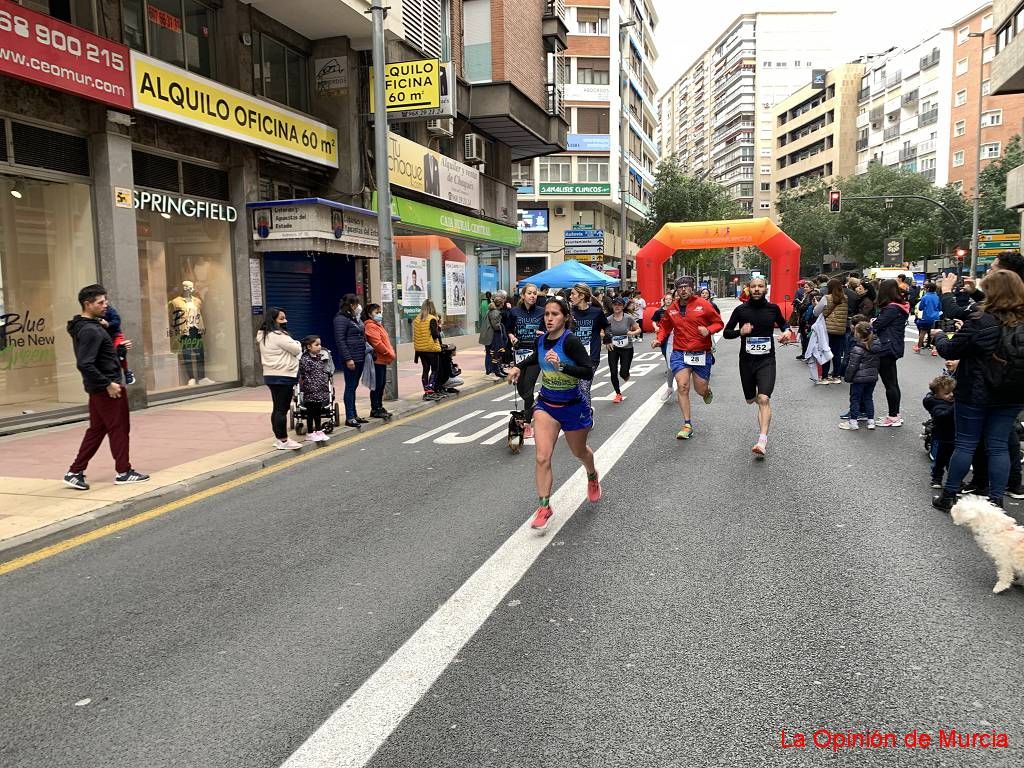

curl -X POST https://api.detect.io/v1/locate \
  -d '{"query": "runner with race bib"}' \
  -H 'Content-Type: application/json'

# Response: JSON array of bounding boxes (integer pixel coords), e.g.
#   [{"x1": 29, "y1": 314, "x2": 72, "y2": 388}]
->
[
  {"x1": 603, "y1": 295, "x2": 641, "y2": 404},
  {"x1": 722, "y1": 276, "x2": 795, "y2": 457},
  {"x1": 504, "y1": 283, "x2": 545, "y2": 438},
  {"x1": 653, "y1": 276, "x2": 724, "y2": 440}
]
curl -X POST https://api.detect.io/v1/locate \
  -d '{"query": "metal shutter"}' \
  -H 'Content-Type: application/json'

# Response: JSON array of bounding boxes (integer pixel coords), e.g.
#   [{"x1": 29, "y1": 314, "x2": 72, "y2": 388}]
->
[
  {"x1": 263, "y1": 254, "x2": 316, "y2": 341},
  {"x1": 11, "y1": 121, "x2": 89, "y2": 176},
  {"x1": 132, "y1": 150, "x2": 180, "y2": 191},
  {"x1": 402, "y1": 0, "x2": 443, "y2": 59},
  {"x1": 182, "y1": 162, "x2": 230, "y2": 201}
]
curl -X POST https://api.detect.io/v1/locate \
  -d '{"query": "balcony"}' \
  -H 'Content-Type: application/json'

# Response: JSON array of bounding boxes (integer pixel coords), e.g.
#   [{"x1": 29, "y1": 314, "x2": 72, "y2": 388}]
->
[
  {"x1": 856, "y1": 137, "x2": 869, "y2": 151},
  {"x1": 869, "y1": 106, "x2": 883, "y2": 123},
  {"x1": 917, "y1": 139, "x2": 937, "y2": 154},
  {"x1": 886, "y1": 71, "x2": 903, "y2": 89},
  {"x1": 919, "y1": 108, "x2": 939, "y2": 127},
  {"x1": 883, "y1": 125, "x2": 901, "y2": 141},
  {"x1": 920, "y1": 168, "x2": 937, "y2": 183},
  {"x1": 899, "y1": 146, "x2": 918, "y2": 162},
  {"x1": 902, "y1": 89, "x2": 919, "y2": 106},
  {"x1": 858, "y1": 87, "x2": 870, "y2": 103},
  {"x1": 542, "y1": 0, "x2": 569, "y2": 52},
  {"x1": 546, "y1": 82, "x2": 566, "y2": 120},
  {"x1": 920, "y1": 50, "x2": 940, "y2": 70}
]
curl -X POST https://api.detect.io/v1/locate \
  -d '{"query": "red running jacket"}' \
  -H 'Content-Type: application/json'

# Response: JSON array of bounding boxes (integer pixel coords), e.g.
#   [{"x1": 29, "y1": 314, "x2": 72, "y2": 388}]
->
[{"x1": 655, "y1": 296, "x2": 724, "y2": 353}]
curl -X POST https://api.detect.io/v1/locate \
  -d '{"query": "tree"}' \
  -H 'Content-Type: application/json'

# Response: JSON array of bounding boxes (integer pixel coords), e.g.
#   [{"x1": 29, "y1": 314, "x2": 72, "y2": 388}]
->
[
  {"x1": 632, "y1": 154, "x2": 743, "y2": 277},
  {"x1": 977, "y1": 134, "x2": 1024, "y2": 234}
]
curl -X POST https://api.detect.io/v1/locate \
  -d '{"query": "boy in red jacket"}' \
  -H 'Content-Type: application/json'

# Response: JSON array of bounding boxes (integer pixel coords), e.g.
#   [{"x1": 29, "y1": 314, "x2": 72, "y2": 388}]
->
[{"x1": 653, "y1": 276, "x2": 724, "y2": 440}]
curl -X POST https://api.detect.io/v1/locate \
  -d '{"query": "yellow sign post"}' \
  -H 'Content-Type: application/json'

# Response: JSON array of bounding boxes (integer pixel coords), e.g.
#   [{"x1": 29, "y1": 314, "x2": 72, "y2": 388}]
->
[{"x1": 370, "y1": 58, "x2": 441, "y2": 112}]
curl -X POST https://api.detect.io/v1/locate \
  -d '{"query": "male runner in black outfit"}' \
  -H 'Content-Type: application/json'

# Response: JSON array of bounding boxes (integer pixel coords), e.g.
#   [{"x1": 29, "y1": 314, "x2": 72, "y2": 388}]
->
[{"x1": 722, "y1": 277, "x2": 794, "y2": 457}]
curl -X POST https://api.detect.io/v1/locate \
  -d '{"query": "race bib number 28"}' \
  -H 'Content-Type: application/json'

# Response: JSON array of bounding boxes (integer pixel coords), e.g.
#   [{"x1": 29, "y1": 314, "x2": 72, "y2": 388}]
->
[
  {"x1": 684, "y1": 351, "x2": 706, "y2": 366},
  {"x1": 745, "y1": 336, "x2": 771, "y2": 355}
]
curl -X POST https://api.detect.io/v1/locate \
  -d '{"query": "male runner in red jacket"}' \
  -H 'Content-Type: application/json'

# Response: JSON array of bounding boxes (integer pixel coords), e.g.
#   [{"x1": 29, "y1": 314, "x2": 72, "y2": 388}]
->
[{"x1": 653, "y1": 276, "x2": 723, "y2": 439}]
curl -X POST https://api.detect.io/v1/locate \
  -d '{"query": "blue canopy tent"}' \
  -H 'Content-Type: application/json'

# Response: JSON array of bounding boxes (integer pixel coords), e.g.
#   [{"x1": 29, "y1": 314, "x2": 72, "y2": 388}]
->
[{"x1": 516, "y1": 260, "x2": 619, "y2": 289}]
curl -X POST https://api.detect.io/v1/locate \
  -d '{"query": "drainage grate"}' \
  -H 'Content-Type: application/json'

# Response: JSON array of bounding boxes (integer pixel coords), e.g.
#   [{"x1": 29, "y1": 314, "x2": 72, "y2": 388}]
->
[{"x1": 11, "y1": 121, "x2": 89, "y2": 176}]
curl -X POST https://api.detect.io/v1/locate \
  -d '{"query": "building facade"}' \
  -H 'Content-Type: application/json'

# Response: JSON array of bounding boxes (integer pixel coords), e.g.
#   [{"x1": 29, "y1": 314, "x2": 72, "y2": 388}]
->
[
  {"x1": 513, "y1": 0, "x2": 658, "y2": 286},
  {"x1": 771, "y1": 63, "x2": 866, "y2": 212},
  {"x1": 0, "y1": 0, "x2": 566, "y2": 429},
  {"x1": 853, "y1": 31, "x2": 954, "y2": 186}
]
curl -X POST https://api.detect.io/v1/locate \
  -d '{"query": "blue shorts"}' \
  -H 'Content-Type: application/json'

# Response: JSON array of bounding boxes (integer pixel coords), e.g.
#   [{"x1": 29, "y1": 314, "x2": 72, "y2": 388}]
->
[
  {"x1": 670, "y1": 350, "x2": 714, "y2": 382},
  {"x1": 535, "y1": 397, "x2": 593, "y2": 432}
]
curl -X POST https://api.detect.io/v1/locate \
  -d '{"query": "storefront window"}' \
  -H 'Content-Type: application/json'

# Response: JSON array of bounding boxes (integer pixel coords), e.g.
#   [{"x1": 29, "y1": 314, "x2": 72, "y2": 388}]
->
[
  {"x1": 0, "y1": 179, "x2": 97, "y2": 420},
  {"x1": 394, "y1": 234, "x2": 475, "y2": 342},
  {"x1": 136, "y1": 209, "x2": 238, "y2": 393}
]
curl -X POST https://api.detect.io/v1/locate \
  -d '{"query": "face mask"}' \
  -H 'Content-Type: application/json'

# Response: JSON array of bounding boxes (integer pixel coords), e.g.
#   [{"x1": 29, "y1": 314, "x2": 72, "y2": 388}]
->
[
  {"x1": 356, "y1": 305, "x2": 363, "y2": 316},
  {"x1": 278, "y1": 322, "x2": 288, "y2": 330},
  {"x1": 373, "y1": 313, "x2": 383, "y2": 323}
]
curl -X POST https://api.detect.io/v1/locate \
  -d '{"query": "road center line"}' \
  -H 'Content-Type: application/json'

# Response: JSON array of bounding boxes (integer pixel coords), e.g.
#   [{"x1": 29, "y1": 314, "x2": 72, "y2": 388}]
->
[{"x1": 279, "y1": 387, "x2": 667, "y2": 768}]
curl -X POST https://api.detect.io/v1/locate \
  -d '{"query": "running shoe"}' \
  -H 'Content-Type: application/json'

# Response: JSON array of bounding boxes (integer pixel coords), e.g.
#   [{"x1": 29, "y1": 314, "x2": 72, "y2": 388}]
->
[
  {"x1": 530, "y1": 505, "x2": 553, "y2": 530},
  {"x1": 660, "y1": 386, "x2": 674, "y2": 403},
  {"x1": 1006, "y1": 486, "x2": 1024, "y2": 499},
  {"x1": 930, "y1": 480, "x2": 943, "y2": 489},
  {"x1": 587, "y1": 474, "x2": 602, "y2": 502},
  {"x1": 879, "y1": 415, "x2": 904, "y2": 427},
  {"x1": 702, "y1": 387, "x2": 714, "y2": 405},
  {"x1": 306, "y1": 432, "x2": 320, "y2": 443},
  {"x1": 838, "y1": 419, "x2": 859, "y2": 430},
  {"x1": 814, "y1": 379, "x2": 830, "y2": 386},
  {"x1": 612, "y1": 393, "x2": 624, "y2": 404},
  {"x1": 523, "y1": 424, "x2": 534, "y2": 440},
  {"x1": 676, "y1": 423, "x2": 693, "y2": 440},
  {"x1": 866, "y1": 419, "x2": 876, "y2": 430},
  {"x1": 63, "y1": 472, "x2": 89, "y2": 491},
  {"x1": 752, "y1": 439, "x2": 767, "y2": 456},
  {"x1": 114, "y1": 469, "x2": 150, "y2": 484},
  {"x1": 274, "y1": 439, "x2": 302, "y2": 450}
]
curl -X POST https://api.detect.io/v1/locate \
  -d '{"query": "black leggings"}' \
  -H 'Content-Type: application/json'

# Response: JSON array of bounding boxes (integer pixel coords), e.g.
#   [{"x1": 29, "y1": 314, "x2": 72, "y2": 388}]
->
[
  {"x1": 878, "y1": 355, "x2": 901, "y2": 418},
  {"x1": 607, "y1": 346, "x2": 634, "y2": 395},
  {"x1": 419, "y1": 352, "x2": 439, "y2": 391},
  {"x1": 267, "y1": 383, "x2": 293, "y2": 440},
  {"x1": 517, "y1": 363, "x2": 540, "y2": 420},
  {"x1": 305, "y1": 401, "x2": 324, "y2": 433}
]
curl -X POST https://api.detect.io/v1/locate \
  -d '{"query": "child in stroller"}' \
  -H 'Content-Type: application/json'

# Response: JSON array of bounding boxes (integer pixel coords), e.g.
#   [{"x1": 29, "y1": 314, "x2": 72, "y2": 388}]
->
[{"x1": 292, "y1": 336, "x2": 340, "y2": 440}]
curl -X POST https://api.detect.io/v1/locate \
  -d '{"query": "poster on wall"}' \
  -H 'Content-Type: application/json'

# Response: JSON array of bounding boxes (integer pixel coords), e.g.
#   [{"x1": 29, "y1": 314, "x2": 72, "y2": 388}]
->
[
  {"x1": 445, "y1": 261, "x2": 467, "y2": 316},
  {"x1": 402, "y1": 255, "x2": 427, "y2": 313},
  {"x1": 479, "y1": 265, "x2": 498, "y2": 295}
]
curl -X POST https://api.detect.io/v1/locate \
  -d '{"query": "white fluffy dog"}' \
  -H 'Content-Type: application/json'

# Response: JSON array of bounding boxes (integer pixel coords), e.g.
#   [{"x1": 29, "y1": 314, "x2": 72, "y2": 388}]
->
[{"x1": 950, "y1": 495, "x2": 1024, "y2": 593}]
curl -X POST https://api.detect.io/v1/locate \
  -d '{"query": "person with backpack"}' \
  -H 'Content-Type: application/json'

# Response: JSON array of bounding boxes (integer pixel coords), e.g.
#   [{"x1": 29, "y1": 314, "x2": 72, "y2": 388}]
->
[{"x1": 931, "y1": 270, "x2": 1024, "y2": 511}]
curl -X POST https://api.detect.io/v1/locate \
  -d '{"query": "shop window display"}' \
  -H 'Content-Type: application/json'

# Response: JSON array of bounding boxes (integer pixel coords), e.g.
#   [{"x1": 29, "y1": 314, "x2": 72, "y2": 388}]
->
[
  {"x1": 0, "y1": 179, "x2": 97, "y2": 420},
  {"x1": 137, "y1": 210, "x2": 238, "y2": 393},
  {"x1": 394, "y1": 234, "x2": 473, "y2": 343}
]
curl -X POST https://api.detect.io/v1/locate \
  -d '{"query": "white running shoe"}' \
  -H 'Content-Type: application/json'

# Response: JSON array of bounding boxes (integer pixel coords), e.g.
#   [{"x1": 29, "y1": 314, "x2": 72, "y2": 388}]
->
[
  {"x1": 866, "y1": 419, "x2": 876, "y2": 430},
  {"x1": 306, "y1": 432, "x2": 319, "y2": 443},
  {"x1": 274, "y1": 439, "x2": 302, "y2": 450},
  {"x1": 660, "y1": 386, "x2": 674, "y2": 402},
  {"x1": 316, "y1": 431, "x2": 330, "y2": 442}
]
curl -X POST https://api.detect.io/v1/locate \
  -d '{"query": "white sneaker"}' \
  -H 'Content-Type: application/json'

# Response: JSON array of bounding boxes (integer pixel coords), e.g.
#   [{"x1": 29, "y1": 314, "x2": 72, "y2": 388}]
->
[
  {"x1": 866, "y1": 419, "x2": 876, "y2": 430},
  {"x1": 447, "y1": 377, "x2": 465, "y2": 387},
  {"x1": 274, "y1": 439, "x2": 302, "y2": 450},
  {"x1": 660, "y1": 386, "x2": 674, "y2": 402},
  {"x1": 306, "y1": 432, "x2": 319, "y2": 443},
  {"x1": 315, "y1": 431, "x2": 329, "y2": 442},
  {"x1": 839, "y1": 419, "x2": 859, "y2": 430},
  {"x1": 198, "y1": 377, "x2": 216, "y2": 385},
  {"x1": 187, "y1": 378, "x2": 197, "y2": 386}
]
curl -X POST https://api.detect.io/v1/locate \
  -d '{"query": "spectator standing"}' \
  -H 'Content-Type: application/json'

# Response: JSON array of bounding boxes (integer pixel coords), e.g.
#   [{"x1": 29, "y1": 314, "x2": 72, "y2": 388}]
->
[
  {"x1": 257, "y1": 306, "x2": 302, "y2": 450},
  {"x1": 333, "y1": 294, "x2": 368, "y2": 427},
  {"x1": 923, "y1": 376, "x2": 956, "y2": 489},
  {"x1": 872, "y1": 279, "x2": 910, "y2": 427},
  {"x1": 362, "y1": 303, "x2": 396, "y2": 419}
]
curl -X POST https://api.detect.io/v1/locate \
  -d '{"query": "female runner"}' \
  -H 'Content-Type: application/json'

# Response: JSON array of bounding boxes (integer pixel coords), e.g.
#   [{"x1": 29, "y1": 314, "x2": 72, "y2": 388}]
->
[{"x1": 508, "y1": 295, "x2": 601, "y2": 530}]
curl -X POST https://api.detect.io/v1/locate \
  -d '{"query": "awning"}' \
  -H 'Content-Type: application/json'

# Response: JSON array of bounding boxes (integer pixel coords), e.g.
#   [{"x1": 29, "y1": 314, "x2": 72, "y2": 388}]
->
[{"x1": 246, "y1": 197, "x2": 400, "y2": 257}]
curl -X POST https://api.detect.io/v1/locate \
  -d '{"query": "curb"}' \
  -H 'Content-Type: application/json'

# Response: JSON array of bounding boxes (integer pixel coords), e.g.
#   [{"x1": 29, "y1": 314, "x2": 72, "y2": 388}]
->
[{"x1": 0, "y1": 377, "x2": 504, "y2": 560}]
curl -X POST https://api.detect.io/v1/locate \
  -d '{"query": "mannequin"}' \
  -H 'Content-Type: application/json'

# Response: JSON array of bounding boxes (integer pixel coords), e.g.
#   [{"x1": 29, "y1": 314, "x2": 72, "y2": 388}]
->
[{"x1": 168, "y1": 280, "x2": 214, "y2": 386}]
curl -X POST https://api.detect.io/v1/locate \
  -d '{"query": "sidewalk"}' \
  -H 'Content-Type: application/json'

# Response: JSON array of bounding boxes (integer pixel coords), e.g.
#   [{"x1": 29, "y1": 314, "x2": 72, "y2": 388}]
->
[{"x1": 0, "y1": 346, "x2": 499, "y2": 550}]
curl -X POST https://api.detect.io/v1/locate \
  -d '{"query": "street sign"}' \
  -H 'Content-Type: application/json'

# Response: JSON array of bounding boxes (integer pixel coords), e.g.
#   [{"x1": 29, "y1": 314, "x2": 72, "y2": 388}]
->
[
  {"x1": 369, "y1": 58, "x2": 442, "y2": 112},
  {"x1": 979, "y1": 229, "x2": 1005, "y2": 236},
  {"x1": 565, "y1": 229, "x2": 604, "y2": 239},
  {"x1": 564, "y1": 245, "x2": 605, "y2": 256},
  {"x1": 978, "y1": 238, "x2": 1020, "y2": 250},
  {"x1": 978, "y1": 232, "x2": 1018, "y2": 242},
  {"x1": 979, "y1": 255, "x2": 998, "y2": 265},
  {"x1": 562, "y1": 237, "x2": 604, "y2": 248}
]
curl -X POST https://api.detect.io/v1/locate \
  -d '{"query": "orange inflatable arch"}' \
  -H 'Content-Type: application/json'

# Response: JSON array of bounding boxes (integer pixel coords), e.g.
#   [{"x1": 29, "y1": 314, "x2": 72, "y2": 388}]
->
[{"x1": 636, "y1": 218, "x2": 801, "y2": 323}]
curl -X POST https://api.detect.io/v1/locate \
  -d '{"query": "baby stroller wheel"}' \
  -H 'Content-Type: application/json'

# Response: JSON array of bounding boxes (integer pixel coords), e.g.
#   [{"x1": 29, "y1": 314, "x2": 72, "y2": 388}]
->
[
  {"x1": 288, "y1": 410, "x2": 296, "y2": 433},
  {"x1": 334, "y1": 402, "x2": 341, "y2": 426},
  {"x1": 323, "y1": 423, "x2": 334, "y2": 434},
  {"x1": 295, "y1": 421, "x2": 307, "y2": 436}
]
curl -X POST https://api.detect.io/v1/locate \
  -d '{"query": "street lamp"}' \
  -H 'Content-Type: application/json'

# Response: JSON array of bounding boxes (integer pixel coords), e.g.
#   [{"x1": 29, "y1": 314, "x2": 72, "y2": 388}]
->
[
  {"x1": 968, "y1": 30, "x2": 986, "y2": 278},
  {"x1": 618, "y1": 18, "x2": 637, "y2": 289}
]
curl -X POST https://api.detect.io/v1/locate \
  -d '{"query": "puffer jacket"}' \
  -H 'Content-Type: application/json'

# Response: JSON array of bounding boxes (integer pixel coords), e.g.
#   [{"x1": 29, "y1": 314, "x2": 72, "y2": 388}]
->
[
  {"x1": 333, "y1": 311, "x2": 365, "y2": 364},
  {"x1": 873, "y1": 303, "x2": 910, "y2": 359},
  {"x1": 844, "y1": 339, "x2": 882, "y2": 384},
  {"x1": 935, "y1": 310, "x2": 1024, "y2": 408},
  {"x1": 819, "y1": 294, "x2": 849, "y2": 336}
]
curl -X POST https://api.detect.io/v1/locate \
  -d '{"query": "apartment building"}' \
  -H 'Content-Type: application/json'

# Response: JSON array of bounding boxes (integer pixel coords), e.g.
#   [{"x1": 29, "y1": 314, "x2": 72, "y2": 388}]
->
[
  {"x1": 658, "y1": 12, "x2": 837, "y2": 220},
  {"x1": 948, "y1": 3, "x2": 1024, "y2": 193},
  {"x1": 0, "y1": 0, "x2": 566, "y2": 428},
  {"x1": 513, "y1": 0, "x2": 659, "y2": 286},
  {"x1": 771, "y1": 63, "x2": 866, "y2": 212},
  {"x1": 854, "y1": 31, "x2": 954, "y2": 186}
]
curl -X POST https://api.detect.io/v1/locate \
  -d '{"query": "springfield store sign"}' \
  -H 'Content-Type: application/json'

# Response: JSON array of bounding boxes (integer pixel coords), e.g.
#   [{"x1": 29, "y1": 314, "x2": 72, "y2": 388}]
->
[
  {"x1": 131, "y1": 52, "x2": 338, "y2": 168},
  {"x1": 0, "y1": 0, "x2": 132, "y2": 109},
  {"x1": 127, "y1": 189, "x2": 238, "y2": 221}
]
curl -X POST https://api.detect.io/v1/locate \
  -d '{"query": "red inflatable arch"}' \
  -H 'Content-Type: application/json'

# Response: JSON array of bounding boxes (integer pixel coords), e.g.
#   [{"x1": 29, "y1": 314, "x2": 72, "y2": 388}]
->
[{"x1": 636, "y1": 218, "x2": 801, "y2": 323}]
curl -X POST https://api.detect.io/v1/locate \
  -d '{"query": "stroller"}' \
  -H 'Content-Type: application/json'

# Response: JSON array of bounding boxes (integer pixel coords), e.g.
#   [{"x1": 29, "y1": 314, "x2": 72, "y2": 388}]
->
[
  {"x1": 432, "y1": 343, "x2": 462, "y2": 396},
  {"x1": 289, "y1": 350, "x2": 341, "y2": 435}
]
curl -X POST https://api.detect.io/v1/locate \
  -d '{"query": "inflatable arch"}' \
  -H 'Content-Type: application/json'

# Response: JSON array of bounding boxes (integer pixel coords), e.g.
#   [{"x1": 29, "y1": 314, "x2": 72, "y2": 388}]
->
[{"x1": 636, "y1": 218, "x2": 801, "y2": 323}]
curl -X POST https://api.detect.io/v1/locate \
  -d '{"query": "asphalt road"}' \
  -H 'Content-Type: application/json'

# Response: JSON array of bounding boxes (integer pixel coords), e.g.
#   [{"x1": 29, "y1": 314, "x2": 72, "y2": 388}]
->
[{"x1": 2, "y1": 305, "x2": 1022, "y2": 768}]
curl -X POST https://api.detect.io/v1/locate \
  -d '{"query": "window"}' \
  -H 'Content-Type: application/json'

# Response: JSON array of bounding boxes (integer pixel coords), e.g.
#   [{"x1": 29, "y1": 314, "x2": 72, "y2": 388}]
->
[
  {"x1": 463, "y1": 0, "x2": 492, "y2": 81},
  {"x1": 953, "y1": 150, "x2": 965, "y2": 166},
  {"x1": 984, "y1": 45, "x2": 996, "y2": 63},
  {"x1": 760, "y1": 165, "x2": 771, "y2": 175},
  {"x1": 577, "y1": 9, "x2": 609, "y2": 35},
  {"x1": 577, "y1": 156, "x2": 609, "y2": 182},
  {"x1": 760, "y1": 182, "x2": 771, "y2": 192},
  {"x1": 982, "y1": 109, "x2": 1003, "y2": 127},
  {"x1": 538, "y1": 156, "x2": 571, "y2": 182},
  {"x1": 260, "y1": 35, "x2": 309, "y2": 112},
  {"x1": 981, "y1": 13, "x2": 993, "y2": 32},
  {"x1": 577, "y1": 59, "x2": 610, "y2": 85},
  {"x1": 958, "y1": 26, "x2": 970, "y2": 45},
  {"x1": 763, "y1": 61, "x2": 772, "y2": 67},
  {"x1": 759, "y1": 200, "x2": 771, "y2": 209},
  {"x1": 982, "y1": 142, "x2": 1001, "y2": 158},
  {"x1": 955, "y1": 120, "x2": 966, "y2": 137},
  {"x1": 955, "y1": 89, "x2": 968, "y2": 106},
  {"x1": 956, "y1": 58, "x2": 969, "y2": 76},
  {"x1": 121, "y1": 0, "x2": 215, "y2": 77},
  {"x1": 511, "y1": 161, "x2": 533, "y2": 184},
  {"x1": 921, "y1": 157, "x2": 937, "y2": 171},
  {"x1": 760, "y1": 148, "x2": 771, "y2": 157},
  {"x1": 983, "y1": 79, "x2": 991, "y2": 96},
  {"x1": 576, "y1": 107, "x2": 610, "y2": 133}
]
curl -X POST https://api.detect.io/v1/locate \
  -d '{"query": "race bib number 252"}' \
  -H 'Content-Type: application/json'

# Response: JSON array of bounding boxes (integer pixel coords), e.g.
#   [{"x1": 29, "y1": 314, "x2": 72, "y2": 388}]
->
[{"x1": 745, "y1": 336, "x2": 771, "y2": 355}]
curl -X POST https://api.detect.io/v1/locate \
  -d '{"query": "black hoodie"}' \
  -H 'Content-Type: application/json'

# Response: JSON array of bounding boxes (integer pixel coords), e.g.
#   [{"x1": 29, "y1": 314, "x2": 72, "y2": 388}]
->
[{"x1": 67, "y1": 315, "x2": 121, "y2": 393}]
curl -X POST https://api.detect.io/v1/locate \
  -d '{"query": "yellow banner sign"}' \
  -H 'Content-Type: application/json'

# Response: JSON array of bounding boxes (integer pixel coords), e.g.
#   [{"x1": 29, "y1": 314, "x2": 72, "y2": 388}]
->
[
  {"x1": 370, "y1": 58, "x2": 441, "y2": 112},
  {"x1": 130, "y1": 52, "x2": 338, "y2": 168}
]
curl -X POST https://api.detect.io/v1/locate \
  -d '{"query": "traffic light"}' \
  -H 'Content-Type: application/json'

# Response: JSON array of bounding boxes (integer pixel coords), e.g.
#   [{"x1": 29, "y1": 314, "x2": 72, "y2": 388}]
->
[
  {"x1": 955, "y1": 246, "x2": 967, "y2": 261},
  {"x1": 828, "y1": 189, "x2": 842, "y2": 213}
]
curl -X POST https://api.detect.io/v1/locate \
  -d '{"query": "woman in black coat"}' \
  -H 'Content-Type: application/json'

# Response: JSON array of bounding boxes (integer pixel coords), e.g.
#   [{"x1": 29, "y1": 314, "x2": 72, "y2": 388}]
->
[
  {"x1": 871, "y1": 279, "x2": 910, "y2": 427},
  {"x1": 333, "y1": 294, "x2": 367, "y2": 428}
]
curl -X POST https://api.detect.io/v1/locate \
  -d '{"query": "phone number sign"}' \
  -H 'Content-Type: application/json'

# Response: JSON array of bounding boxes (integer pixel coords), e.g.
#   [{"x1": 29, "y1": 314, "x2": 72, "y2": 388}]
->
[{"x1": 0, "y1": 0, "x2": 131, "y2": 109}]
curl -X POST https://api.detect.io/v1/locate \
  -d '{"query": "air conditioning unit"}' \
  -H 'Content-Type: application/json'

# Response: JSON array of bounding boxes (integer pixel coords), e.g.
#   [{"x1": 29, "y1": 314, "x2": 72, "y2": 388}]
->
[
  {"x1": 427, "y1": 118, "x2": 454, "y2": 137},
  {"x1": 464, "y1": 133, "x2": 486, "y2": 164},
  {"x1": 553, "y1": 206, "x2": 567, "y2": 216}
]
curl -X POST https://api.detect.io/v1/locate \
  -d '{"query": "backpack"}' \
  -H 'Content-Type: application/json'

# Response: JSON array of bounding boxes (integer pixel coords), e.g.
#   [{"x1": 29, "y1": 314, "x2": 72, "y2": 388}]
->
[{"x1": 982, "y1": 324, "x2": 1024, "y2": 393}]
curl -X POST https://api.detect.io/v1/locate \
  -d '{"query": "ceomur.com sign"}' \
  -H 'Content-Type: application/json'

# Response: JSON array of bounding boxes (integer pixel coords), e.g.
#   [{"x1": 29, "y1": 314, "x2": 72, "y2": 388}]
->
[{"x1": 130, "y1": 52, "x2": 339, "y2": 168}]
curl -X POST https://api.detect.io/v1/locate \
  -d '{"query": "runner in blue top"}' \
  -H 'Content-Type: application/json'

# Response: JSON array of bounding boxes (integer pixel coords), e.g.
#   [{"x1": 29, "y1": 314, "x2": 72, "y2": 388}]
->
[
  {"x1": 508, "y1": 295, "x2": 600, "y2": 531},
  {"x1": 569, "y1": 282, "x2": 609, "y2": 410},
  {"x1": 504, "y1": 283, "x2": 545, "y2": 437}
]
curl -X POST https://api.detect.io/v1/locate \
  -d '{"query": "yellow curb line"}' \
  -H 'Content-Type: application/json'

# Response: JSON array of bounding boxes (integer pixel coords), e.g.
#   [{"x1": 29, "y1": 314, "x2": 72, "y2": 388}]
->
[{"x1": 0, "y1": 386, "x2": 498, "y2": 577}]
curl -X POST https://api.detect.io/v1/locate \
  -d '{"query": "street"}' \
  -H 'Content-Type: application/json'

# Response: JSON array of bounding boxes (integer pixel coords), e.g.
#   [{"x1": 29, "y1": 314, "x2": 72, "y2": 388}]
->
[{"x1": 2, "y1": 314, "x2": 1022, "y2": 768}]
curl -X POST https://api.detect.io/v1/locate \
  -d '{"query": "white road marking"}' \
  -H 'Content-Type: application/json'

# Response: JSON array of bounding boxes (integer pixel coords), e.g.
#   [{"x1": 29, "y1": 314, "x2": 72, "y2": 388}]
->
[
  {"x1": 402, "y1": 410, "x2": 484, "y2": 444},
  {"x1": 434, "y1": 412, "x2": 509, "y2": 444},
  {"x1": 279, "y1": 388, "x2": 668, "y2": 768}
]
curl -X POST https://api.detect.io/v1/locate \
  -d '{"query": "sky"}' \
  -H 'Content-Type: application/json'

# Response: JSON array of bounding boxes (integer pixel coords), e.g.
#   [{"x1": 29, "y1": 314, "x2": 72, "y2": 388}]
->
[{"x1": 652, "y1": 0, "x2": 987, "y2": 94}]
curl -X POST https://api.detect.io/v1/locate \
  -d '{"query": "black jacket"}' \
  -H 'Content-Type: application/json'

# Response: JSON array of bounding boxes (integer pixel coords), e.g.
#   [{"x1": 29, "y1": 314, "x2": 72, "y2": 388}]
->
[
  {"x1": 923, "y1": 393, "x2": 956, "y2": 442},
  {"x1": 939, "y1": 287, "x2": 984, "y2": 322},
  {"x1": 332, "y1": 312, "x2": 366, "y2": 364},
  {"x1": 935, "y1": 310, "x2": 1024, "y2": 407},
  {"x1": 67, "y1": 316, "x2": 121, "y2": 393},
  {"x1": 873, "y1": 303, "x2": 910, "y2": 359},
  {"x1": 844, "y1": 339, "x2": 882, "y2": 384}
]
